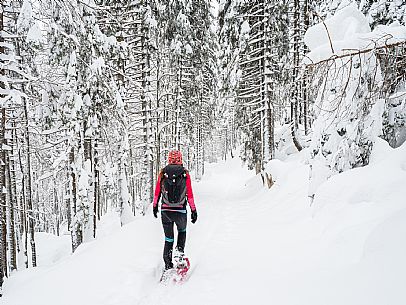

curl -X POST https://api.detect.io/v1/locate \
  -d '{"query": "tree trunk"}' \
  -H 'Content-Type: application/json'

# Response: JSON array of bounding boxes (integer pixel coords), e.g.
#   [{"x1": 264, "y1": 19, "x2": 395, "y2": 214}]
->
[
  {"x1": 69, "y1": 147, "x2": 81, "y2": 252},
  {"x1": 54, "y1": 187, "x2": 59, "y2": 236},
  {"x1": 93, "y1": 139, "x2": 98, "y2": 238},
  {"x1": 263, "y1": 0, "x2": 274, "y2": 163},
  {"x1": 23, "y1": 98, "x2": 36, "y2": 267},
  {"x1": 175, "y1": 57, "x2": 182, "y2": 150},
  {"x1": 0, "y1": 4, "x2": 6, "y2": 293},
  {"x1": 302, "y1": 0, "x2": 310, "y2": 134},
  {"x1": 0, "y1": 108, "x2": 7, "y2": 278},
  {"x1": 141, "y1": 2, "x2": 154, "y2": 209},
  {"x1": 17, "y1": 145, "x2": 28, "y2": 269},
  {"x1": 83, "y1": 121, "x2": 94, "y2": 239},
  {"x1": 290, "y1": 0, "x2": 303, "y2": 152},
  {"x1": 6, "y1": 153, "x2": 17, "y2": 272}
]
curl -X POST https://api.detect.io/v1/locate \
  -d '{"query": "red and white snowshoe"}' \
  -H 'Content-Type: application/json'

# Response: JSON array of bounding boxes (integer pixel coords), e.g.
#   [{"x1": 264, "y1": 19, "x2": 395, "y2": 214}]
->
[
  {"x1": 159, "y1": 250, "x2": 191, "y2": 284},
  {"x1": 173, "y1": 254, "x2": 190, "y2": 283}
]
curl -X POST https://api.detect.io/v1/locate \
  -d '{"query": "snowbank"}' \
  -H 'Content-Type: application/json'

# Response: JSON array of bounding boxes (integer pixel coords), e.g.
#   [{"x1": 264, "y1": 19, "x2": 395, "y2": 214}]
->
[
  {"x1": 34, "y1": 233, "x2": 71, "y2": 266},
  {"x1": 313, "y1": 138, "x2": 406, "y2": 218},
  {"x1": 274, "y1": 123, "x2": 307, "y2": 160}
]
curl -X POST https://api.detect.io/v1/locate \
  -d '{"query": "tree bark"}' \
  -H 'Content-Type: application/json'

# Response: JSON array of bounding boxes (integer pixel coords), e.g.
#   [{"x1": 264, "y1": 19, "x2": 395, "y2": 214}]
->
[
  {"x1": 6, "y1": 153, "x2": 17, "y2": 272},
  {"x1": 83, "y1": 120, "x2": 94, "y2": 238},
  {"x1": 69, "y1": 147, "x2": 81, "y2": 252},
  {"x1": 93, "y1": 139, "x2": 98, "y2": 238},
  {"x1": 0, "y1": 108, "x2": 6, "y2": 291},
  {"x1": 17, "y1": 145, "x2": 28, "y2": 269},
  {"x1": 23, "y1": 98, "x2": 36, "y2": 267},
  {"x1": 0, "y1": 4, "x2": 7, "y2": 293},
  {"x1": 141, "y1": 2, "x2": 154, "y2": 208}
]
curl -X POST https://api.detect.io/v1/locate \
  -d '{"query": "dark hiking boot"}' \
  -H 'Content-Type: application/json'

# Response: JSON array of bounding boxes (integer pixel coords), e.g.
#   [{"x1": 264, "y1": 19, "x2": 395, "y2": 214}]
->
[{"x1": 165, "y1": 262, "x2": 174, "y2": 270}]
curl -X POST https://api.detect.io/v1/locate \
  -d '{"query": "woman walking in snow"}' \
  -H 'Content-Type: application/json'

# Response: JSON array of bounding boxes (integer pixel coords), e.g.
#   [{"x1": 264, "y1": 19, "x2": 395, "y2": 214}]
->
[{"x1": 153, "y1": 150, "x2": 198, "y2": 270}]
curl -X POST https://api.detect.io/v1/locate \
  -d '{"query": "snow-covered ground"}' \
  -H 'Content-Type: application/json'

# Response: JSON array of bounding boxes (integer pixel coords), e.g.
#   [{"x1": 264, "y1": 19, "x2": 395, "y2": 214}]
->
[{"x1": 2, "y1": 141, "x2": 406, "y2": 305}]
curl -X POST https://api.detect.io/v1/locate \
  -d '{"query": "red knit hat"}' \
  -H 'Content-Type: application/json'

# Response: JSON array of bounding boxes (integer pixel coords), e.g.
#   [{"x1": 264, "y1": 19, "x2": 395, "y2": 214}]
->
[{"x1": 168, "y1": 150, "x2": 183, "y2": 165}]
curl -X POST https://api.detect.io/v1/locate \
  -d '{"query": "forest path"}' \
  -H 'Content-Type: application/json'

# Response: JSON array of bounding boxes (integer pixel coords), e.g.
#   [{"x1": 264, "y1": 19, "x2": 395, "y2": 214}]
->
[
  {"x1": 135, "y1": 156, "x2": 317, "y2": 305},
  {"x1": 3, "y1": 157, "x2": 277, "y2": 305},
  {"x1": 136, "y1": 157, "x2": 261, "y2": 305}
]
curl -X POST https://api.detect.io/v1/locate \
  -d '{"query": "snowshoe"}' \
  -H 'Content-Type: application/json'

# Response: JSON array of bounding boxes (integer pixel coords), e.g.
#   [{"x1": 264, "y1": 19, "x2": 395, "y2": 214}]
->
[
  {"x1": 160, "y1": 267, "x2": 176, "y2": 284},
  {"x1": 173, "y1": 250, "x2": 190, "y2": 283}
]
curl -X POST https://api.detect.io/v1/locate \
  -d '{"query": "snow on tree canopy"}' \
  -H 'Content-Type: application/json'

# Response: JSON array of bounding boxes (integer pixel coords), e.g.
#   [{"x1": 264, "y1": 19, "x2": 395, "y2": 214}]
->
[
  {"x1": 26, "y1": 23, "x2": 43, "y2": 44},
  {"x1": 368, "y1": 22, "x2": 406, "y2": 44},
  {"x1": 16, "y1": 0, "x2": 33, "y2": 32},
  {"x1": 17, "y1": 0, "x2": 43, "y2": 44},
  {"x1": 304, "y1": 4, "x2": 406, "y2": 64},
  {"x1": 304, "y1": 4, "x2": 393, "y2": 198},
  {"x1": 185, "y1": 43, "x2": 193, "y2": 55},
  {"x1": 241, "y1": 20, "x2": 250, "y2": 34},
  {"x1": 304, "y1": 3, "x2": 371, "y2": 63},
  {"x1": 305, "y1": 3, "x2": 371, "y2": 49}
]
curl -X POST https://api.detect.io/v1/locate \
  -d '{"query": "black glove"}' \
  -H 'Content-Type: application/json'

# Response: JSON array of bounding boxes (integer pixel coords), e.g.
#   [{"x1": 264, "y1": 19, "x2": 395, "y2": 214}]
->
[
  {"x1": 153, "y1": 205, "x2": 158, "y2": 218},
  {"x1": 191, "y1": 210, "x2": 197, "y2": 224}
]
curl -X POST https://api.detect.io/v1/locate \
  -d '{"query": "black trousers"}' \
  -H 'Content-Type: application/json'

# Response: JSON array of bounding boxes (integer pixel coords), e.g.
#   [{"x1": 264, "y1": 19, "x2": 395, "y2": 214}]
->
[{"x1": 161, "y1": 211, "x2": 187, "y2": 268}]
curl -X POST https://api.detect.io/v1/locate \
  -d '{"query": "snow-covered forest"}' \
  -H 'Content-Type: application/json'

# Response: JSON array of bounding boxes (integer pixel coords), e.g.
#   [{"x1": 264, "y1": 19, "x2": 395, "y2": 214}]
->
[{"x1": 1, "y1": 0, "x2": 406, "y2": 303}]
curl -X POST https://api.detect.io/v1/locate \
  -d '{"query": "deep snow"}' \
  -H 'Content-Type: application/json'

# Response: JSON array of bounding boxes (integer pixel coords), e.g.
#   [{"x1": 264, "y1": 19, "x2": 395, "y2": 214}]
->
[
  {"x1": 2, "y1": 141, "x2": 406, "y2": 305},
  {"x1": 304, "y1": 3, "x2": 406, "y2": 64}
]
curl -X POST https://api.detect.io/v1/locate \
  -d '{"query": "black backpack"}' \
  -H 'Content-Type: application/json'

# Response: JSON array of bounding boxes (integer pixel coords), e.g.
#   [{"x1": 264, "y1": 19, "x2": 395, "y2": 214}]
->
[{"x1": 161, "y1": 165, "x2": 187, "y2": 207}]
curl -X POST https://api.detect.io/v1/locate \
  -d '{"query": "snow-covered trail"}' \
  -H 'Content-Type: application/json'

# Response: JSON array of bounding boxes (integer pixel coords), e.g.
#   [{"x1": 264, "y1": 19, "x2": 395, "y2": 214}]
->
[
  {"x1": 3, "y1": 146, "x2": 406, "y2": 305},
  {"x1": 136, "y1": 157, "x2": 269, "y2": 305},
  {"x1": 2, "y1": 157, "x2": 264, "y2": 305}
]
